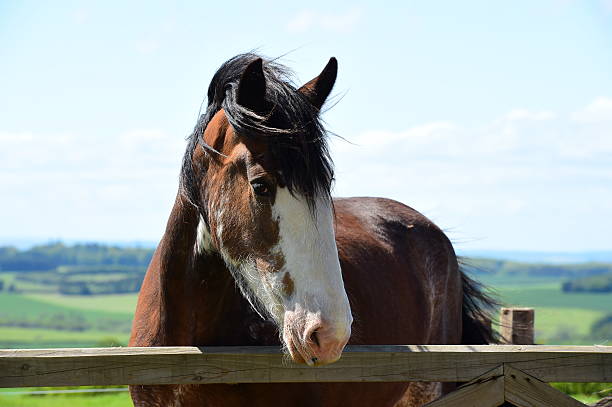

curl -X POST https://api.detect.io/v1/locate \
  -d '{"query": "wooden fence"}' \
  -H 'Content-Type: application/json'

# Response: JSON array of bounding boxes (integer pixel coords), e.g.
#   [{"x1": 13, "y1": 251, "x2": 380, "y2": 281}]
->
[{"x1": 1, "y1": 308, "x2": 610, "y2": 407}]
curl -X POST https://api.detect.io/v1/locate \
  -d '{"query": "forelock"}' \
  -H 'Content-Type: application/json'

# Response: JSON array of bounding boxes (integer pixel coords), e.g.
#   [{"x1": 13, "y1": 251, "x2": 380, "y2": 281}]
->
[{"x1": 180, "y1": 53, "x2": 334, "y2": 212}]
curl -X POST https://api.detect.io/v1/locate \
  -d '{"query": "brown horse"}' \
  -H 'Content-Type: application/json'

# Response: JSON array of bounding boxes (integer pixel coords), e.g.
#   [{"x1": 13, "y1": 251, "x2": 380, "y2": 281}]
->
[{"x1": 129, "y1": 54, "x2": 496, "y2": 407}]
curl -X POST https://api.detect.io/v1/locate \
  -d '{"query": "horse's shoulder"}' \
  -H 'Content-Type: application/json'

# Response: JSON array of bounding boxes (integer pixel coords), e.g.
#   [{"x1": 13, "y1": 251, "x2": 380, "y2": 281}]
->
[
  {"x1": 333, "y1": 196, "x2": 440, "y2": 233},
  {"x1": 333, "y1": 196, "x2": 453, "y2": 258}
]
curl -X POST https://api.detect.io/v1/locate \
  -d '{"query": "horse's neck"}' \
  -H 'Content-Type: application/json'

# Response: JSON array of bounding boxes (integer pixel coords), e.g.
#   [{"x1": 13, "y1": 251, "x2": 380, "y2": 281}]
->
[
  {"x1": 188, "y1": 250, "x2": 251, "y2": 344},
  {"x1": 138, "y1": 194, "x2": 274, "y2": 346}
]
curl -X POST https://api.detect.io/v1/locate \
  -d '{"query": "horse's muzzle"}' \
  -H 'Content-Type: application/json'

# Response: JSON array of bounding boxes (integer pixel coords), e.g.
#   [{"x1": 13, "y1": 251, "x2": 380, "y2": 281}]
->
[{"x1": 283, "y1": 313, "x2": 351, "y2": 366}]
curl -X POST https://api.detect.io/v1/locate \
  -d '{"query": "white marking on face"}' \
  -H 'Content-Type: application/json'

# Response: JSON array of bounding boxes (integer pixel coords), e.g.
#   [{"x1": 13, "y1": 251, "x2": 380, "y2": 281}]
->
[
  {"x1": 202, "y1": 182, "x2": 351, "y2": 362},
  {"x1": 269, "y1": 188, "x2": 352, "y2": 342},
  {"x1": 195, "y1": 215, "x2": 212, "y2": 254},
  {"x1": 215, "y1": 187, "x2": 352, "y2": 330}
]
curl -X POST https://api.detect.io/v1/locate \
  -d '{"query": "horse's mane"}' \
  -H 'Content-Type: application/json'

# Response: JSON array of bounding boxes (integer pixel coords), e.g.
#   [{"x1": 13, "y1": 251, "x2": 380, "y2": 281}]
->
[{"x1": 181, "y1": 53, "x2": 334, "y2": 212}]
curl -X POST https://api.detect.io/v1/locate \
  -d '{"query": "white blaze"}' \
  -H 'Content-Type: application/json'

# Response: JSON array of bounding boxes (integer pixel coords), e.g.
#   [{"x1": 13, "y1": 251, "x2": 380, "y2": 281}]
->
[
  {"x1": 270, "y1": 187, "x2": 352, "y2": 339},
  {"x1": 195, "y1": 186, "x2": 353, "y2": 353},
  {"x1": 195, "y1": 215, "x2": 213, "y2": 254}
]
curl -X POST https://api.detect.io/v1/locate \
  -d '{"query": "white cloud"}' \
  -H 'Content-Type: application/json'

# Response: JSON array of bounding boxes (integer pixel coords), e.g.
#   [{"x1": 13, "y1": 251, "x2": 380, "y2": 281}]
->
[
  {"x1": 505, "y1": 109, "x2": 556, "y2": 121},
  {"x1": 570, "y1": 97, "x2": 612, "y2": 123},
  {"x1": 286, "y1": 8, "x2": 363, "y2": 33},
  {"x1": 3, "y1": 98, "x2": 611, "y2": 250},
  {"x1": 334, "y1": 100, "x2": 612, "y2": 172},
  {"x1": 330, "y1": 97, "x2": 612, "y2": 250},
  {"x1": 0, "y1": 132, "x2": 34, "y2": 143},
  {"x1": 355, "y1": 122, "x2": 455, "y2": 145},
  {"x1": 0, "y1": 129, "x2": 185, "y2": 240},
  {"x1": 0, "y1": 129, "x2": 184, "y2": 174}
]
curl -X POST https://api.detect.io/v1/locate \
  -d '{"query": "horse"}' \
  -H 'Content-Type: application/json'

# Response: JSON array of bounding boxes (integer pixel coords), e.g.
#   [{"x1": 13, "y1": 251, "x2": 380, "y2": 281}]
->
[{"x1": 129, "y1": 53, "x2": 496, "y2": 407}]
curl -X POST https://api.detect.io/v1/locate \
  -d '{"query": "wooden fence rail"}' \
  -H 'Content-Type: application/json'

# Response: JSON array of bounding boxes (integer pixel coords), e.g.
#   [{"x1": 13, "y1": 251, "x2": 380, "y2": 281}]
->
[
  {"x1": 2, "y1": 307, "x2": 611, "y2": 406},
  {"x1": 1, "y1": 345, "x2": 611, "y2": 388}
]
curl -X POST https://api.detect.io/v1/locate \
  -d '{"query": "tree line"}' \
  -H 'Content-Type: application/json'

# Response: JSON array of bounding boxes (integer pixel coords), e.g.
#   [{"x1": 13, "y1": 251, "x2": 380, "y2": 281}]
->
[
  {"x1": 0, "y1": 242, "x2": 154, "y2": 271},
  {"x1": 465, "y1": 257, "x2": 612, "y2": 279},
  {"x1": 562, "y1": 272, "x2": 612, "y2": 293}
]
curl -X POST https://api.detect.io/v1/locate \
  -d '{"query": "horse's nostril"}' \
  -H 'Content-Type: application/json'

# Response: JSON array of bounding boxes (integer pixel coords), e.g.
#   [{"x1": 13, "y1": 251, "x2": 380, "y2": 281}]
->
[{"x1": 309, "y1": 330, "x2": 320, "y2": 348}]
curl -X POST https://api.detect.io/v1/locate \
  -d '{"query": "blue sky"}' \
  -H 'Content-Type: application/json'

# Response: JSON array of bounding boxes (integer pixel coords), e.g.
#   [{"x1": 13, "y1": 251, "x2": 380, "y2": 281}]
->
[{"x1": 1, "y1": 0, "x2": 611, "y2": 251}]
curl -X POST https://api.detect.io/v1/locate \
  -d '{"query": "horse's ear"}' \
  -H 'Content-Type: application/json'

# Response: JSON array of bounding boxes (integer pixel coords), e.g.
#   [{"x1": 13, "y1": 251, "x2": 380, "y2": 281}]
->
[
  {"x1": 298, "y1": 57, "x2": 337, "y2": 110},
  {"x1": 237, "y1": 58, "x2": 266, "y2": 112}
]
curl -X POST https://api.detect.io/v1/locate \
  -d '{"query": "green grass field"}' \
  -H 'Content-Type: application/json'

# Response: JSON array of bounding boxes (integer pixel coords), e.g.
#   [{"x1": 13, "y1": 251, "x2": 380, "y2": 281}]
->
[
  {"x1": 0, "y1": 273, "x2": 610, "y2": 404},
  {"x1": 2, "y1": 278, "x2": 611, "y2": 347},
  {"x1": 0, "y1": 293, "x2": 134, "y2": 320},
  {"x1": 0, "y1": 326, "x2": 130, "y2": 348},
  {"x1": 25, "y1": 293, "x2": 137, "y2": 314},
  {"x1": 530, "y1": 307, "x2": 605, "y2": 343},
  {"x1": 0, "y1": 272, "x2": 56, "y2": 293},
  {"x1": 496, "y1": 282, "x2": 612, "y2": 344},
  {"x1": 0, "y1": 391, "x2": 131, "y2": 407},
  {"x1": 497, "y1": 283, "x2": 612, "y2": 312},
  {"x1": 0, "y1": 292, "x2": 134, "y2": 348},
  {"x1": 477, "y1": 275, "x2": 612, "y2": 344}
]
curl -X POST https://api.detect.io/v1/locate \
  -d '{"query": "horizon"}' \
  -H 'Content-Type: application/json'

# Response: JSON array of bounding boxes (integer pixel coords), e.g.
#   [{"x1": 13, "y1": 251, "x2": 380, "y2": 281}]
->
[
  {"x1": 3, "y1": 237, "x2": 612, "y2": 265},
  {"x1": 2, "y1": 1, "x2": 612, "y2": 252}
]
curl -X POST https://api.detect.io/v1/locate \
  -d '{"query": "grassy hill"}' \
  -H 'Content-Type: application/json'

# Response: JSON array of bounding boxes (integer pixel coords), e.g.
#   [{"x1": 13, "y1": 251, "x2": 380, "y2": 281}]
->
[
  {"x1": 0, "y1": 244, "x2": 611, "y2": 405},
  {"x1": 0, "y1": 292, "x2": 135, "y2": 348},
  {"x1": 486, "y1": 280, "x2": 612, "y2": 344}
]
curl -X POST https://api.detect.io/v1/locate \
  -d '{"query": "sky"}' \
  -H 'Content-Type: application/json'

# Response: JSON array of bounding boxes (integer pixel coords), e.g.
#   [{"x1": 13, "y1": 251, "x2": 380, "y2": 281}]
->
[{"x1": 1, "y1": 0, "x2": 611, "y2": 252}]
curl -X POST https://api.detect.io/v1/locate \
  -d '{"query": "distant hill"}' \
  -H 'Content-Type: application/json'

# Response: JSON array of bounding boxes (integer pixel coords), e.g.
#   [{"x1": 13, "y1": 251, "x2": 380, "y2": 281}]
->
[
  {"x1": 562, "y1": 272, "x2": 612, "y2": 293},
  {"x1": 2, "y1": 239, "x2": 611, "y2": 263},
  {"x1": 460, "y1": 250, "x2": 612, "y2": 264},
  {"x1": 0, "y1": 243, "x2": 153, "y2": 295},
  {"x1": 0, "y1": 242, "x2": 154, "y2": 272},
  {"x1": 462, "y1": 257, "x2": 612, "y2": 279},
  {"x1": 0, "y1": 238, "x2": 157, "y2": 250}
]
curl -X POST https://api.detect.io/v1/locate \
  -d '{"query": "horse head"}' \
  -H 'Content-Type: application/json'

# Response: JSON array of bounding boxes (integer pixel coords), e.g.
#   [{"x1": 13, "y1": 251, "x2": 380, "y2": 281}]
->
[{"x1": 183, "y1": 55, "x2": 352, "y2": 366}]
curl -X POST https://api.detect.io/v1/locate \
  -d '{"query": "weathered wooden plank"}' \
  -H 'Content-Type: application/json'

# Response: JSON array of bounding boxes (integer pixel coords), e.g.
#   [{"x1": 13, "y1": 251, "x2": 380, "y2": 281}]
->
[
  {"x1": 504, "y1": 365, "x2": 587, "y2": 407},
  {"x1": 1, "y1": 345, "x2": 611, "y2": 387},
  {"x1": 424, "y1": 366, "x2": 505, "y2": 407},
  {"x1": 501, "y1": 307, "x2": 535, "y2": 345}
]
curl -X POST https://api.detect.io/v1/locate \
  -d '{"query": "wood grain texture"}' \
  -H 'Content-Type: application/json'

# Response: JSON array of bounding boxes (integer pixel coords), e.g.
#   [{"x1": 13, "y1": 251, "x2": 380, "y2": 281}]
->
[
  {"x1": 504, "y1": 365, "x2": 587, "y2": 407},
  {"x1": 426, "y1": 364, "x2": 590, "y2": 407},
  {"x1": 501, "y1": 307, "x2": 535, "y2": 345},
  {"x1": 1, "y1": 345, "x2": 611, "y2": 388},
  {"x1": 424, "y1": 366, "x2": 505, "y2": 407}
]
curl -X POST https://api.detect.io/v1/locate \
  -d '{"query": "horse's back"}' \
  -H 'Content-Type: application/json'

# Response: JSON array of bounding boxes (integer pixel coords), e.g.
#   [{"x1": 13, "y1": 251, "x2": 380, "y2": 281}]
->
[
  {"x1": 334, "y1": 196, "x2": 454, "y2": 257},
  {"x1": 333, "y1": 197, "x2": 463, "y2": 406},
  {"x1": 334, "y1": 196, "x2": 462, "y2": 343}
]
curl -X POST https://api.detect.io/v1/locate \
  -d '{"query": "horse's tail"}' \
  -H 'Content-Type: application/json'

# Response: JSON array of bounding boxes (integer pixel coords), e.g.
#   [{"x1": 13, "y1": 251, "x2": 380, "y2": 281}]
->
[{"x1": 458, "y1": 259, "x2": 500, "y2": 344}]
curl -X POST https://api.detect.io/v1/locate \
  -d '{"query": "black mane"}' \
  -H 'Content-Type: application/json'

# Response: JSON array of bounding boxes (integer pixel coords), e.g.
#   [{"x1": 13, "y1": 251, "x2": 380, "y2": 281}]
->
[{"x1": 181, "y1": 53, "x2": 334, "y2": 211}]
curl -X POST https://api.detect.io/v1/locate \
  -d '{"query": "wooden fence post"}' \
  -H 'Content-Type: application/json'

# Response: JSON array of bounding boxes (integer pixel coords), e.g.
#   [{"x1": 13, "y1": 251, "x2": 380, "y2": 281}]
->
[{"x1": 500, "y1": 307, "x2": 534, "y2": 345}]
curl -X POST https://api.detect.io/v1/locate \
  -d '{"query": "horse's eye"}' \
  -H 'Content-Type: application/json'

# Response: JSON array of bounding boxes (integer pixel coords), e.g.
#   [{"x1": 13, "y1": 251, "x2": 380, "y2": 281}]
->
[{"x1": 251, "y1": 180, "x2": 271, "y2": 197}]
